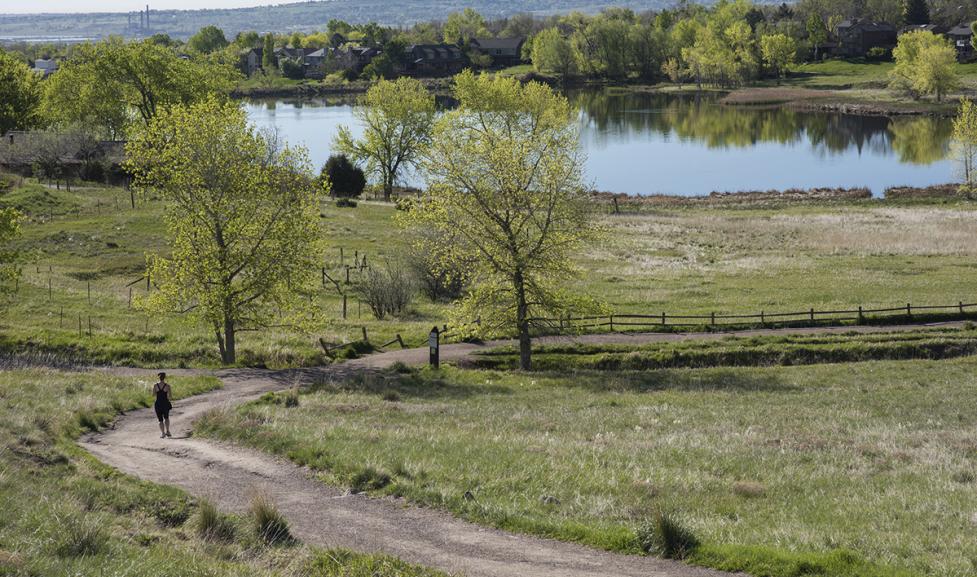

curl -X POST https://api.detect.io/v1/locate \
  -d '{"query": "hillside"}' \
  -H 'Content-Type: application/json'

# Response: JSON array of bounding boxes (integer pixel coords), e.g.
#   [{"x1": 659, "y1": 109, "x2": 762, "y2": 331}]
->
[{"x1": 2, "y1": 0, "x2": 696, "y2": 40}]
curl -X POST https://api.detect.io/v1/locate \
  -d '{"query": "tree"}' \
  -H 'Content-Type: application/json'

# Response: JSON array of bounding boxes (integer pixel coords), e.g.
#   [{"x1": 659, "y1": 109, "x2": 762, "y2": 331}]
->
[
  {"x1": 334, "y1": 77, "x2": 435, "y2": 201},
  {"x1": 0, "y1": 49, "x2": 42, "y2": 135},
  {"x1": 806, "y1": 13, "x2": 828, "y2": 61},
  {"x1": 953, "y1": 98, "x2": 977, "y2": 188},
  {"x1": 761, "y1": 33, "x2": 797, "y2": 83},
  {"x1": 124, "y1": 97, "x2": 324, "y2": 365},
  {"x1": 289, "y1": 32, "x2": 304, "y2": 49},
  {"x1": 902, "y1": 0, "x2": 930, "y2": 25},
  {"x1": 443, "y1": 8, "x2": 489, "y2": 44},
  {"x1": 662, "y1": 57, "x2": 683, "y2": 87},
  {"x1": 188, "y1": 25, "x2": 229, "y2": 54},
  {"x1": 42, "y1": 38, "x2": 235, "y2": 138},
  {"x1": 322, "y1": 154, "x2": 366, "y2": 198},
  {"x1": 531, "y1": 28, "x2": 580, "y2": 83},
  {"x1": 0, "y1": 208, "x2": 19, "y2": 304},
  {"x1": 406, "y1": 72, "x2": 599, "y2": 371},
  {"x1": 891, "y1": 31, "x2": 958, "y2": 101},
  {"x1": 262, "y1": 34, "x2": 276, "y2": 70}
]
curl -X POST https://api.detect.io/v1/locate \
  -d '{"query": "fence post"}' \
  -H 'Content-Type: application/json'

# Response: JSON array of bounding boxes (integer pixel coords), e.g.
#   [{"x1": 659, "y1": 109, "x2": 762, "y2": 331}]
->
[
  {"x1": 960, "y1": 301, "x2": 965, "y2": 315},
  {"x1": 710, "y1": 312, "x2": 715, "y2": 326},
  {"x1": 907, "y1": 303, "x2": 912, "y2": 317},
  {"x1": 761, "y1": 310, "x2": 765, "y2": 325},
  {"x1": 361, "y1": 326, "x2": 368, "y2": 342},
  {"x1": 78, "y1": 315, "x2": 82, "y2": 336},
  {"x1": 59, "y1": 306, "x2": 63, "y2": 328},
  {"x1": 339, "y1": 247, "x2": 344, "y2": 266},
  {"x1": 88, "y1": 316, "x2": 92, "y2": 336},
  {"x1": 810, "y1": 308, "x2": 815, "y2": 322},
  {"x1": 87, "y1": 281, "x2": 91, "y2": 304},
  {"x1": 661, "y1": 311, "x2": 666, "y2": 326},
  {"x1": 342, "y1": 294, "x2": 347, "y2": 319},
  {"x1": 858, "y1": 305, "x2": 864, "y2": 323},
  {"x1": 609, "y1": 314, "x2": 615, "y2": 332},
  {"x1": 48, "y1": 278, "x2": 52, "y2": 301},
  {"x1": 128, "y1": 287, "x2": 132, "y2": 308}
]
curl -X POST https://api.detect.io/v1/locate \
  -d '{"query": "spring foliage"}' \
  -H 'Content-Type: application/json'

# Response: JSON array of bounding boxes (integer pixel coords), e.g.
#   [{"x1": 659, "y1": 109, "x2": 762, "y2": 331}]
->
[
  {"x1": 890, "y1": 31, "x2": 959, "y2": 102},
  {"x1": 953, "y1": 98, "x2": 977, "y2": 188},
  {"x1": 125, "y1": 97, "x2": 324, "y2": 364},
  {"x1": 0, "y1": 49, "x2": 42, "y2": 135},
  {"x1": 334, "y1": 77, "x2": 435, "y2": 200},
  {"x1": 42, "y1": 38, "x2": 235, "y2": 138},
  {"x1": 402, "y1": 71, "x2": 599, "y2": 370}
]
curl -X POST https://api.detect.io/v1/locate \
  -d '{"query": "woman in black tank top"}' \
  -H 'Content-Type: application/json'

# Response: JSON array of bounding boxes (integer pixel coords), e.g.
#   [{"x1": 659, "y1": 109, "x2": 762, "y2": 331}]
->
[{"x1": 153, "y1": 372, "x2": 172, "y2": 438}]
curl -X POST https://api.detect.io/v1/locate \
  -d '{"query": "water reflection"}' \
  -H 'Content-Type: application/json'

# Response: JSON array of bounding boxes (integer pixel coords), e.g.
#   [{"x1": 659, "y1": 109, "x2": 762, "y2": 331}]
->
[{"x1": 569, "y1": 90, "x2": 951, "y2": 165}]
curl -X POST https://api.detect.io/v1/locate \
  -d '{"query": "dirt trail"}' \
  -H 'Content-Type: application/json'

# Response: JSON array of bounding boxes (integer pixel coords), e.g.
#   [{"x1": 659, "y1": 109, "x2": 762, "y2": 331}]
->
[{"x1": 80, "y1": 322, "x2": 960, "y2": 577}]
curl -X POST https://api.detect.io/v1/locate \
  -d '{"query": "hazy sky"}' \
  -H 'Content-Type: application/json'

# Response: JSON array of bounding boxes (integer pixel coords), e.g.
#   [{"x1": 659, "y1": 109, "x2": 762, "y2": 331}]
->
[{"x1": 1, "y1": 1, "x2": 273, "y2": 14}]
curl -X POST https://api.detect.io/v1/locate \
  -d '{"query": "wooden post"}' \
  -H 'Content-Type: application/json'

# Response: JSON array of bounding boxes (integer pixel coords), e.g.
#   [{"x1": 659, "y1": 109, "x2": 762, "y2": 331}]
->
[
  {"x1": 662, "y1": 311, "x2": 666, "y2": 326},
  {"x1": 342, "y1": 294, "x2": 347, "y2": 319},
  {"x1": 48, "y1": 278, "x2": 52, "y2": 301},
  {"x1": 345, "y1": 266, "x2": 350, "y2": 284},
  {"x1": 960, "y1": 301, "x2": 965, "y2": 315},
  {"x1": 340, "y1": 247, "x2": 344, "y2": 266},
  {"x1": 357, "y1": 300, "x2": 361, "y2": 319},
  {"x1": 88, "y1": 316, "x2": 92, "y2": 336},
  {"x1": 396, "y1": 334, "x2": 405, "y2": 349},
  {"x1": 761, "y1": 310, "x2": 765, "y2": 325},
  {"x1": 612, "y1": 196, "x2": 620, "y2": 214},
  {"x1": 710, "y1": 312, "x2": 715, "y2": 326},
  {"x1": 810, "y1": 308, "x2": 815, "y2": 322},
  {"x1": 78, "y1": 315, "x2": 82, "y2": 336},
  {"x1": 128, "y1": 287, "x2": 132, "y2": 308},
  {"x1": 858, "y1": 305, "x2": 864, "y2": 323},
  {"x1": 609, "y1": 314, "x2": 615, "y2": 332},
  {"x1": 59, "y1": 306, "x2": 63, "y2": 328},
  {"x1": 321, "y1": 267, "x2": 326, "y2": 288},
  {"x1": 907, "y1": 303, "x2": 912, "y2": 317},
  {"x1": 361, "y1": 326, "x2": 368, "y2": 342},
  {"x1": 146, "y1": 273, "x2": 150, "y2": 293},
  {"x1": 87, "y1": 281, "x2": 91, "y2": 304}
]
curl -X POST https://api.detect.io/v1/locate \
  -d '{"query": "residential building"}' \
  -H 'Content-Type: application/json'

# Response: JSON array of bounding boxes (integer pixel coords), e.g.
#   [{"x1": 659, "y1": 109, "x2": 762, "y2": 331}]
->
[
  {"x1": 948, "y1": 24, "x2": 975, "y2": 61},
  {"x1": 470, "y1": 37, "x2": 526, "y2": 67},
  {"x1": 833, "y1": 19, "x2": 897, "y2": 57},
  {"x1": 31, "y1": 58, "x2": 59, "y2": 77},
  {"x1": 404, "y1": 44, "x2": 466, "y2": 76}
]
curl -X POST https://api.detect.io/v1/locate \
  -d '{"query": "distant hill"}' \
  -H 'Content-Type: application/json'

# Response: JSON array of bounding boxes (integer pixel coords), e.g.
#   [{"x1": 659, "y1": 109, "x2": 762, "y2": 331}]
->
[{"x1": 0, "y1": 0, "x2": 695, "y2": 41}]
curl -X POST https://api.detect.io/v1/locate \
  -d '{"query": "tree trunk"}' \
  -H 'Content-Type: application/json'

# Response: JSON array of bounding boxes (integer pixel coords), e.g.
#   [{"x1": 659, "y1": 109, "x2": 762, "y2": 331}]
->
[
  {"x1": 383, "y1": 171, "x2": 393, "y2": 202},
  {"x1": 514, "y1": 272, "x2": 531, "y2": 371},
  {"x1": 222, "y1": 316, "x2": 236, "y2": 365}
]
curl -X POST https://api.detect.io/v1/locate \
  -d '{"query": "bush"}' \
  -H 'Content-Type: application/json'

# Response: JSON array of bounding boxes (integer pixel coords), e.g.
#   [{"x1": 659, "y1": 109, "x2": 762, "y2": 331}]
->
[
  {"x1": 636, "y1": 510, "x2": 699, "y2": 559},
  {"x1": 322, "y1": 154, "x2": 366, "y2": 198},
  {"x1": 354, "y1": 261, "x2": 416, "y2": 320},
  {"x1": 279, "y1": 58, "x2": 306, "y2": 80},
  {"x1": 335, "y1": 197, "x2": 358, "y2": 208},
  {"x1": 250, "y1": 493, "x2": 292, "y2": 544},
  {"x1": 196, "y1": 499, "x2": 236, "y2": 542}
]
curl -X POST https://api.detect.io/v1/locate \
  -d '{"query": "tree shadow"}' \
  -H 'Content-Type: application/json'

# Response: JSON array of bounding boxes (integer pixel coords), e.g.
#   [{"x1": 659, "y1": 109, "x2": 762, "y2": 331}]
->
[{"x1": 540, "y1": 367, "x2": 799, "y2": 394}]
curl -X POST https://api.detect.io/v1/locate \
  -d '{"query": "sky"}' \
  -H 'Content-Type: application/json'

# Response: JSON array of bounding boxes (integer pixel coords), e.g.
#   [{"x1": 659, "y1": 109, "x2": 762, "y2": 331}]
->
[{"x1": 0, "y1": 1, "x2": 274, "y2": 14}]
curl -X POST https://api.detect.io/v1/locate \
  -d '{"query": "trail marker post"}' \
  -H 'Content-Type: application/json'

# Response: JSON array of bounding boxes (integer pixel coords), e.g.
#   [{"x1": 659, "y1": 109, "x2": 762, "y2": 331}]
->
[{"x1": 429, "y1": 326, "x2": 440, "y2": 369}]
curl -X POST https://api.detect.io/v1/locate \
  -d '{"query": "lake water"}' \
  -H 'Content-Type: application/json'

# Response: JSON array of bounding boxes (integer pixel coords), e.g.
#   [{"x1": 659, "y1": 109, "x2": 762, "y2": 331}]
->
[{"x1": 243, "y1": 90, "x2": 955, "y2": 197}]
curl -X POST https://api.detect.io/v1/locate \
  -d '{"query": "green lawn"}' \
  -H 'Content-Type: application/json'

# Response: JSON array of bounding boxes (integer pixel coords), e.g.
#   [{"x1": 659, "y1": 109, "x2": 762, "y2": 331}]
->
[
  {"x1": 5, "y1": 179, "x2": 977, "y2": 367},
  {"x1": 0, "y1": 367, "x2": 446, "y2": 577},
  {"x1": 197, "y1": 356, "x2": 977, "y2": 577}
]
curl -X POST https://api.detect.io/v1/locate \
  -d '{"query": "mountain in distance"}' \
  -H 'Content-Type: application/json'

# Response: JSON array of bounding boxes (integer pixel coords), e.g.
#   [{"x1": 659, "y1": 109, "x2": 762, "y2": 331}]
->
[{"x1": 0, "y1": 0, "x2": 701, "y2": 41}]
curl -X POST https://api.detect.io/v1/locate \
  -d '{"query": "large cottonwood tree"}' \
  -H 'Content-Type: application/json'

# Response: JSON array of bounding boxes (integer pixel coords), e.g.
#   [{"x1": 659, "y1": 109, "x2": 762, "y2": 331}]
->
[
  {"x1": 405, "y1": 71, "x2": 598, "y2": 370},
  {"x1": 125, "y1": 97, "x2": 324, "y2": 364},
  {"x1": 334, "y1": 77, "x2": 435, "y2": 201},
  {"x1": 0, "y1": 49, "x2": 41, "y2": 135},
  {"x1": 43, "y1": 38, "x2": 235, "y2": 138}
]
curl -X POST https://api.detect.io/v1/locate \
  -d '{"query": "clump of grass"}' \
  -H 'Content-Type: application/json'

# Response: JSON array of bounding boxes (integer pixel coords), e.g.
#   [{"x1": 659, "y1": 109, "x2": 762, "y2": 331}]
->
[
  {"x1": 390, "y1": 361, "x2": 414, "y2": 374},
  {"x1": 349, "y1": 466, "x2": 391, "y2": 493},
  {"x1": 732, "y1": 481, "x2": 766, "y2": 498},
  {"x1": 250, "y1": 493, "x2": 292, "y2": 544},
  {"x1": 636, "y1": 510, "x2": 699, "y2": 560},
  {"x1": 53, "y1": 511, "x2": 109, "y2": 558},
  {"x1": 284, "y1": 387, "x2": 300, "y2": 408},
  {"x1": 196, "y1": 499, "x2": 237, "y2": 542},
  {"x1": 305, "y1": 548, "x2": 450, "y2": 577}
]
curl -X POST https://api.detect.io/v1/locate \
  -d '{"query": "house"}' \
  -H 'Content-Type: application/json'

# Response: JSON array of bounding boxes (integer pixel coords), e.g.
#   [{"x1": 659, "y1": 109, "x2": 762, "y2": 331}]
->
[
  {"x1": 273, "y1": 46, "x2": 306, "y2": 63},
  {"x1": 31, "y1": 58, "x2": 59, "y2": 77},
  {"x1": 948, "y1": 24, "x2": 975, "y2": 62},
  {"x1": 331, "y1": 45, "x2": 380, "y2": 74},
  {"x1": 303, "y1": 47, "x2": 331, "y2": 79},
  {"x1": 404, "y1": 44, "x2": 466, "y2": 76},
  {"x1": 899, "y1": 24, "x2": 946, "y2": 36},
  {"x1": 470, "y1": 37, "x2": 526, "y2": 67},
  {"x1": 833, "y1": 19, "x2": 897, "y2": 57},
  {"x1": 242, "y1": 47, "x2": 263, "y2": 76}
]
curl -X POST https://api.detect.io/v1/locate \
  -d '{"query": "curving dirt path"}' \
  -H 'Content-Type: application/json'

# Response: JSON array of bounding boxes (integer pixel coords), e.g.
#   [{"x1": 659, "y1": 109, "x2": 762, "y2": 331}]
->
[{"x1": 80, "y1": 322, "x2": 961, "y2": 577}]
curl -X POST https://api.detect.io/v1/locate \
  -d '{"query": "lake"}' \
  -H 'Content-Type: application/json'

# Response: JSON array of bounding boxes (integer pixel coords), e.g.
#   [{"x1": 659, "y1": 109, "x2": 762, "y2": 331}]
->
[{"x1": 243, "y1": 90, "x2": 956, "y2": 197}]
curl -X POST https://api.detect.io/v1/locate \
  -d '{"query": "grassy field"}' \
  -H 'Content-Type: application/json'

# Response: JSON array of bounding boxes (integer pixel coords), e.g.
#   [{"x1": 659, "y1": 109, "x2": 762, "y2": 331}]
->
[
  {"x1": 197, "y1": 353, "x2": 977, "y2": 577},
  {"x1": 0, "y1": 367, "x2": 446, "y2": 576},
  {"x1": 6, "y1": 178, "x2": 977, "y2": 367}
]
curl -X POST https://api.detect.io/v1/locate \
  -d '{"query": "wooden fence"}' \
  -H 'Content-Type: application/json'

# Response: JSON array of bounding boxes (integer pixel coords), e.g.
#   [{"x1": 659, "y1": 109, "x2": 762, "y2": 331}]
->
[{"x1": 526, "y1": 301, "x2": 977, "y2": 334}]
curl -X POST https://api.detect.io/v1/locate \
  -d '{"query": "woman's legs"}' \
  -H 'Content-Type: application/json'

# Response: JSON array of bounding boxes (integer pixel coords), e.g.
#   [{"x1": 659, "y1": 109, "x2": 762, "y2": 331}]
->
[{"x1": 163, "y1": 415, "x2": 171, "y2": 437}]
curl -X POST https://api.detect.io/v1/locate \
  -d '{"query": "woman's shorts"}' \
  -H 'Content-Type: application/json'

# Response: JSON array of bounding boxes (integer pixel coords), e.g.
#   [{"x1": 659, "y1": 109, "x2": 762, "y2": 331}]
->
[{"x1": 154, "y1": 405, "x2": 170, "y2": 422}]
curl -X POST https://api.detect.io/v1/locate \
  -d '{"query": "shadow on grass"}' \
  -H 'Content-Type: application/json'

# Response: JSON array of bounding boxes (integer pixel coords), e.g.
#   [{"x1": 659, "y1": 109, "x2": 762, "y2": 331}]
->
[{"x1": 540, "y1": 368, "x2": 797, "y2": 394}]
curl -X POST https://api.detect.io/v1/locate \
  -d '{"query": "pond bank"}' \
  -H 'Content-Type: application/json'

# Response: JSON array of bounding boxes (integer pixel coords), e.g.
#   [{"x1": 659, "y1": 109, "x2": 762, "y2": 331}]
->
[{"x1": 721, "y1": 86, "x2": 959, "y2": 117}]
